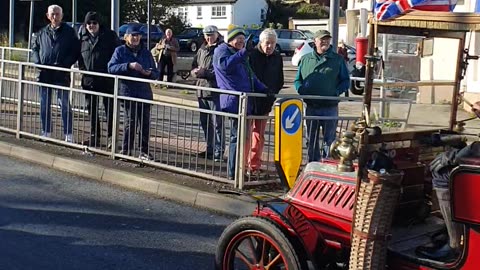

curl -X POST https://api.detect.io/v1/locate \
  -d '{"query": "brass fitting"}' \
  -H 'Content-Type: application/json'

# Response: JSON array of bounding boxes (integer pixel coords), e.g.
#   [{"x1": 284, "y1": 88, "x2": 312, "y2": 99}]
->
[{"x1": 330, "y1": 131, "x2": 358, "y2": 172}]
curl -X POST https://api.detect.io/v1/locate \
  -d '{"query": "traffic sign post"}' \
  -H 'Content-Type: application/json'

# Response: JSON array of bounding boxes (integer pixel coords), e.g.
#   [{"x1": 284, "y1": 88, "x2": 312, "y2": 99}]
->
[{"x1": 274, "y1": 98, "x2": 303, "y2": 189}]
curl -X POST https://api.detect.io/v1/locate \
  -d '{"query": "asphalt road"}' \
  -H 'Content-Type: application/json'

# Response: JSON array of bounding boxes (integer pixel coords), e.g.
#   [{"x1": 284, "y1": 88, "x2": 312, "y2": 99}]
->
[{"x1": 0, "y1": 155, "x2": 233, "y2": 270}]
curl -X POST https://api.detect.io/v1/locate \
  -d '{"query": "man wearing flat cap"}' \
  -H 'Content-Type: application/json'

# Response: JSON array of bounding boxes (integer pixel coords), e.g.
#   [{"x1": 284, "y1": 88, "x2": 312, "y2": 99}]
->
[
  {"x1": 191, "y1": 25, "x2": 225, "y2": 162},
  {"x1": 78, "y1": 11, "x2": 120, "y2": 148},
  {"x1": 294, "y1": 29, "x2": 350, "y2": 162}
]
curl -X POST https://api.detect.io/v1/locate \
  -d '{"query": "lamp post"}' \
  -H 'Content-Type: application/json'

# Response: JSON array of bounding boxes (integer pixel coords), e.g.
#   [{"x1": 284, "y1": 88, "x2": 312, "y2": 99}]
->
[
  {"x1": 111, "y1": 0, "x2": 120, "y2": 34},
  {"x1": 147, "y1": 0, "x2": 151, "y2": 49},
  {"x1": 329, "y1": 0, "x2": 340, "y2": 51},
  {"x1": 72, "y1": 0, "x2": 77, "y2": 25},
  {"x1": 20, "y1": 0, "x2": 42, "y2": 61},
  {"x1": 9, "y1": 0, "x2": 14, "y2": 47}
]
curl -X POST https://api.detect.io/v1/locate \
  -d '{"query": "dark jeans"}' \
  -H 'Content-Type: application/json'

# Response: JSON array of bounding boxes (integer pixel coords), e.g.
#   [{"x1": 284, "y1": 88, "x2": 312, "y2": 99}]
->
[
  {"x1": 198, "y1": 97, "x2": 224, "y2": 158},
  {"x1": 85, "y1": 94, "x2": 113, "y2": 142},
  {"x1": 306, "y1": 106, "x2": 338, "y2": 162},
  {"x1": 121, "y1": 100, "x2": 151, "y2": 155},
  {"x1": 40, "y1": 86, "x2": 73, "y2": 135},
  {"x1": 228, "y1": 119, "x2": 239, "y2": 178},
  {"x1": 159, "y1": 55, "x2": 174, "y2": 82},
  {"x1": 227, "y1": 119, "x2": 251, "y2": 179}
]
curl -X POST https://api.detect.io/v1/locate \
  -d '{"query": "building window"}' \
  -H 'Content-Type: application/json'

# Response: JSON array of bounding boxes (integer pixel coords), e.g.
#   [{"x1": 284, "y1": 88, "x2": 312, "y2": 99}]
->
[
  {"x1": 260, "y1": 9, "x2": 266, "y2": 21},
  {"x1": 177, "y1": 7, "x2": 188, "y2": 22},
  {"x1": 197, "y1": 6, "x2": 202, "y2": 19},
  {"x1": 212, "y1": 6, "x2": 226, "y2": 18}
]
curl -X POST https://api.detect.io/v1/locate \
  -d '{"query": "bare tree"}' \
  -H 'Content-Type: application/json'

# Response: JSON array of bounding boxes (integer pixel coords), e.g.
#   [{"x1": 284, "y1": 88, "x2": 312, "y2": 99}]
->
[{"x1": 121, "y1": 0, "x2": 189, "y2": 23}]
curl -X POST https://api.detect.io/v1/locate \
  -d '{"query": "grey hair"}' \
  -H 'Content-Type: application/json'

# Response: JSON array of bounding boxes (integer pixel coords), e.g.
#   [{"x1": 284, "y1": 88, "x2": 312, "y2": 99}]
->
[
  {"x1": 48, "y1": 5, "x2": 63, "y2": 14},
  {"x1": 259, "y1": 28, "x2": 277, "y2": 43}
]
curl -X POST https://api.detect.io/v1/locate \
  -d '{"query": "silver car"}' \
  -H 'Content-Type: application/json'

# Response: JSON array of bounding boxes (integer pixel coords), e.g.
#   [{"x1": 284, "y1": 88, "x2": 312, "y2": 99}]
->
[{"x1": 274, "y1": 29, "x2": 314, "y2": 56}]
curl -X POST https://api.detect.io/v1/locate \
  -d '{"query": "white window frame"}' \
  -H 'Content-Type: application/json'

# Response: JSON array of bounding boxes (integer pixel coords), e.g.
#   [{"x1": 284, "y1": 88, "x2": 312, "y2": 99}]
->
[
  {"x1": 177, "y1": 7, "x2": 188, "y2": 22},
  {"x1": 197, "y1": 6, "x2": 203, "y2": 19},
  {"x1": 211, "y1": 5, "x2": 226, "y2": 18}
]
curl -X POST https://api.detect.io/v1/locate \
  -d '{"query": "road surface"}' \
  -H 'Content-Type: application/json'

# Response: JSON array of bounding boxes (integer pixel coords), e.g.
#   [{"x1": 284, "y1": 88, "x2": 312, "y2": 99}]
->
[{"x1": 0, "y1": 155, "x2": 233, "y2": 270}]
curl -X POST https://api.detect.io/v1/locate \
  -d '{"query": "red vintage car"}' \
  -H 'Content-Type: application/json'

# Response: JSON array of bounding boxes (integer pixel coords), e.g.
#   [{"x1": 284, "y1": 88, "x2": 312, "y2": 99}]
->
[{"x1": 215, "y1": 12, "x2": 480, "y2": 270}]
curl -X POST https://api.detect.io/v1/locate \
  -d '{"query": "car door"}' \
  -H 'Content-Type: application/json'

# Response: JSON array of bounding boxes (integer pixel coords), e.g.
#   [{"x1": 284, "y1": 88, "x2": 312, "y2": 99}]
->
[
  {"x1": 277, "y1": 30, "x2": 291, "y2": 52},
  {"x1": 290, "y1": 31, "x2": 307, "y2": 51}
]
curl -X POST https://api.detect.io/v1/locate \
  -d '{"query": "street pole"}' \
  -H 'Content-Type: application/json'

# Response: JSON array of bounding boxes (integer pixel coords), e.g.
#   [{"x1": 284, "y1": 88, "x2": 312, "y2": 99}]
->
[
  {"x1": 329, "y1": 0, "x2": 339, "y2": 51},
  {"x1": 72, "y1": 0, "x2": 77, "y2": 24},
  {"x1": 9, "y1": 0, "x2": 15, "y2": 47},
  {"x1": 111, "y1": 0, "x2": 120, "y2": 34},
  {"x1": 147, "y1": 0, "x2": 151, "y2": 48},
  {"x1": 27, "y1": 1, "x2": 35, "y2": 62}
]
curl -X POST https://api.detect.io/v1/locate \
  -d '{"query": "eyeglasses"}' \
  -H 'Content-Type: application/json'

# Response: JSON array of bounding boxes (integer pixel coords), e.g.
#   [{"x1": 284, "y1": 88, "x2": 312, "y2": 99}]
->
[{"x1": 87, "y1": 21, "x2": 98, "y2": 26}]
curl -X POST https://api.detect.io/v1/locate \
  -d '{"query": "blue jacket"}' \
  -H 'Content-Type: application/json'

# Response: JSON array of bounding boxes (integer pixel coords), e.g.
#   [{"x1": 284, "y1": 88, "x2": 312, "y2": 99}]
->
[
  {"x1": 107, "y1": 44, "x2": 159, "y2": 100},
  {"x1": 213, "y1": 43, "x2": 266, "y2": 114},
  {"x1": 31, "y1": 22, "x2": 80, "y2": 85}
]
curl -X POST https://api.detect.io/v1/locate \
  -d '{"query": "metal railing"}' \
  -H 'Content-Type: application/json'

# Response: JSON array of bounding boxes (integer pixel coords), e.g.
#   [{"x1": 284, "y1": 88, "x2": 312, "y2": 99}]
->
[{"x1": 0, "y1": 47, "x2": 414, "y2": 189}]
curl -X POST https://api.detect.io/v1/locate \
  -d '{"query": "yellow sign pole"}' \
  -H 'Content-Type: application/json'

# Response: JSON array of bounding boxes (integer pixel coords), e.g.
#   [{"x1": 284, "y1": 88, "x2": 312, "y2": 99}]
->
[{"x1": 274, "y1": 98, "x2": 303, "y2": 189}]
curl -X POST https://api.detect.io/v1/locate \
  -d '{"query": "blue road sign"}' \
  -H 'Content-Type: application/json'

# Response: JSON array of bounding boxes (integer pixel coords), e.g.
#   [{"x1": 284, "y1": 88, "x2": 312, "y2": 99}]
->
[{"x1": 281, "y1": 104, "x2": 301, "y2": 135}]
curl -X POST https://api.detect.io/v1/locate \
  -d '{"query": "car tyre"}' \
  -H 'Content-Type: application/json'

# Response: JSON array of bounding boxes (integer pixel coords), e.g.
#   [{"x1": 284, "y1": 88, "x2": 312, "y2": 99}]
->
[
  {"x1": 215, "y1": 216, "x2": 308, "y2": 270},
  {"x1": 275, "y1": 44, "x2": 281, "y2": 54},
  {"x1": 190, "y1": 42, "x2": 198, "y2": 53}
]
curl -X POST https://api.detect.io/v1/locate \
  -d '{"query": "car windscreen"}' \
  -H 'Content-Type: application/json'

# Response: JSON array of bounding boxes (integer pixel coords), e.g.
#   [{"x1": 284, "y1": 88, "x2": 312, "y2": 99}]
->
[
  {"x1": 180, "y1": 29, "x2": 197, "y2": 35},
  {"x1": 302, "y1": 30, "x2": 315, "y2": 39},
  {"x1": 140, "y1": 25, "x2": 161, "y2": 33}
]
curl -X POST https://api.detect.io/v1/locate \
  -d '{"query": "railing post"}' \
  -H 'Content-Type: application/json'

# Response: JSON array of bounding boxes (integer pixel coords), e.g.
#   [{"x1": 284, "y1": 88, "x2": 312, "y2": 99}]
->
[
  {"x1": 380, "y1": 33, "x2": 388, "y2": 118},
  {"x1": 16, "y1": 63, "x2": 24, "y2": 139},
  {"x1": 235, "y1": 93, "x2": 248, "y2": 189},
  {"x1": 0, "y1": 48, "x2": 5, "y2": 107},
  {"x1": 110, "y1": 76, "x2": 119, "y2": 159}
]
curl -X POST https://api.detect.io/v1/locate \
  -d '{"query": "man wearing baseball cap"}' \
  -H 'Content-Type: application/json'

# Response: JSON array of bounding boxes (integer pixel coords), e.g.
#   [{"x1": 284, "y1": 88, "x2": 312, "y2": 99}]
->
[
  {"x1": 294, "y1": 29, "x2": 350, "y2": 162},
  {"x1": 213, "y1": 26, "x2": 267, "y2": 180},
  {"x1": 191, "y1": 25, "x2": 225, "y2": 162}
]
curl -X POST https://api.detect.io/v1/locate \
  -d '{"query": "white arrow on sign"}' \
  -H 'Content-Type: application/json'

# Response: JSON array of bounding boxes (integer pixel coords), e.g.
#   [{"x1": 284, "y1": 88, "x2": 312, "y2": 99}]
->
[{"x1": 285, "y1": 108, "x2": 299, "y2": 129}]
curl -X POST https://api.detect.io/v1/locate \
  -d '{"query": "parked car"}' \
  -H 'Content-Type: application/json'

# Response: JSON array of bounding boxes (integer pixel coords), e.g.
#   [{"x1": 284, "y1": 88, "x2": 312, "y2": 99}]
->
[
  {"x1": 176, "y1": 27, "x2": 205, "y2": 53},
  {"x1": 118, "y1": 23, "x2": 164, "y2": 48},
  {"x1": 274, "y1": 29, "x2": 314, "y2": 56}
]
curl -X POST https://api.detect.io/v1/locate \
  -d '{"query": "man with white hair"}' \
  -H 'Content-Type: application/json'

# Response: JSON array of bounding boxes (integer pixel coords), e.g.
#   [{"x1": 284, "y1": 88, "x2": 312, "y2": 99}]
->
[
  {"x1": 32, "y1": 5, "x2": 80, "y2": 142},
  {"x1": 247, "y1": 28, "x2": 284, "y2": 178}
]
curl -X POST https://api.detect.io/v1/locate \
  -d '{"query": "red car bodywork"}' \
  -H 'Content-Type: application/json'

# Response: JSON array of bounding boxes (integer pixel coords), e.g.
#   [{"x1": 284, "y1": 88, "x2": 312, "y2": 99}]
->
[{"x1": 252, "y1": 158, "x2": 480, "y2": 269}]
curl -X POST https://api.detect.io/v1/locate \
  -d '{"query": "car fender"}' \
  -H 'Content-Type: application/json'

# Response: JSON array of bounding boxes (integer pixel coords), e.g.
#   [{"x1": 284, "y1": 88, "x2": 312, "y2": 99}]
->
[
  {"x1": 292, "y1": 41, "x2": 314, "y2": 66},
  {"x1": 253, "y1": 200, "x2": 326, "y2": 268}
]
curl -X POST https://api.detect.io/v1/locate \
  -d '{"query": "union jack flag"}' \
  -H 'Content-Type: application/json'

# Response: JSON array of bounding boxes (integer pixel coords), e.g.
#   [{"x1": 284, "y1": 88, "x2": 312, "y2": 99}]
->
[{"x1": 375, "y1": 0, "x2": 457, "y2": 21}]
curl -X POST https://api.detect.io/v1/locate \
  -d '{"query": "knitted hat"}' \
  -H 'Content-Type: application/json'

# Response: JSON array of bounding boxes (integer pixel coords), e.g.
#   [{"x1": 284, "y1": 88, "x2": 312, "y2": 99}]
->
[
  {"x1": 84, "y1": 11, "x2": 99, "y2": 24},
  {"x1": 227, "y1": 27, "x2": 246, "y2": 42}
]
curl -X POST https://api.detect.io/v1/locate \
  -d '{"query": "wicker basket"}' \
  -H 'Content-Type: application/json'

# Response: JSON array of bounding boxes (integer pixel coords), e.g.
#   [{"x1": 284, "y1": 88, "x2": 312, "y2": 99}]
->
[{"x1": 349, "y1": 170, "x2": 404, "y2": 270}]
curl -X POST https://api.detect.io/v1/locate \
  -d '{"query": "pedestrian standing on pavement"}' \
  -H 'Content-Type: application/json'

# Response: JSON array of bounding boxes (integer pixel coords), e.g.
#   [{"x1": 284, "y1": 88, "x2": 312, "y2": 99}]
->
[
  {"x1": 191, "y1": 25, "x2": 225, "y2": 162},
  {"x1": 213, "y1": 27, "x2": 267, "y2": 180},
  {"x1": 247, "y1": 28, "x2": 284, "y2": 178},
  {"x1": 32, "y1": 4, "x2": 80, "y2": 142},
  {"x1": 108, "y1": 24, "x2": 159, "y2": 160},
  {"x1": 151, "y1": 29, "x2": 179, "y2": 83},
  {"x1": 78, "y1": 11, "x2": 120, "y2": 148},
  {"x1": 294, "y1": 30, "x2": 350, "y2": 162}
]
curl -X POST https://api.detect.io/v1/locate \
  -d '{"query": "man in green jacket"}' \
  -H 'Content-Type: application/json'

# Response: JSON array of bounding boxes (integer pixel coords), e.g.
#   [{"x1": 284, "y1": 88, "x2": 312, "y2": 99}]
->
[{"x1": 294, "y1": 30, "x2": 350, "y2": 162}]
